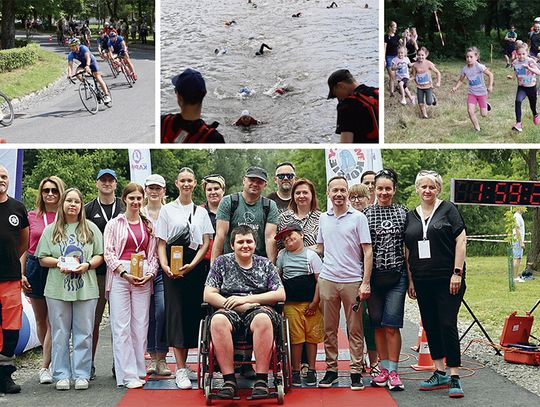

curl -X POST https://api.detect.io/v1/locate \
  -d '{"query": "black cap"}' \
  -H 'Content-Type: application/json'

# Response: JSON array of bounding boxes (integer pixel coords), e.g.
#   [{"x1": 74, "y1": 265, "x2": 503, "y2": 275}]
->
[
  {"x1": 245, "y1": 166, "x2": 268, "y2": 181},
  {"x1": 275, "y1": 223, "x2": 303, "y2": 240},
  {"x1": 327, "y1": 69, "x2": 353, "y2": 99}
]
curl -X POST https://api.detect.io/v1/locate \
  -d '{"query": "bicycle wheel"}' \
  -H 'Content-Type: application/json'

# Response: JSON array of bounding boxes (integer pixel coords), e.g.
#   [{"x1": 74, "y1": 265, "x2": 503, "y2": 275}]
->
[
  {"x1": 0, "y1": 92, "x2": 14, "y2": 126},
  {"x1": 78, "y1": 82, "x2": 99, "y2": 114},
  {"x1": 121, "y1": 63, "x2": 133, "y2": 88}
]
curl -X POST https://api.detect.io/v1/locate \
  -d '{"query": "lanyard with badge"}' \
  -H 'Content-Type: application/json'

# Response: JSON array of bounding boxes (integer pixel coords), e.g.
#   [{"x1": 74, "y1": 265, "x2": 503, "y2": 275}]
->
[
  {"x1": 417, "y1": 199, "x2": 442, "y2": 259},
  {"x1": 127, "y1": 218, "x2": 146, "y2": 255},
  {"x1": 97, "y1": 200, "x2": 116, "y2": 223},
  {"x1": 43, "y1": 212, "x2": 58, "y2": 228}
]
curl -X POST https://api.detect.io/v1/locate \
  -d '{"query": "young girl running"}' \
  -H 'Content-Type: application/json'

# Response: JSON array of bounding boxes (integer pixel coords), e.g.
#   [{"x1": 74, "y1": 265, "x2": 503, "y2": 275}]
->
[
  {"x1": 411, "y1": 47, "x2": 441, "y2": 119},
  {"x1": 451, "y1": 47, "x2": 494, "y2": 131},
  {"x1": 508, "y1": 42, "x2": 540, "y2": 131},
  {"x1": 391, "y1": 46, "x2": 415, "y2": 105}
]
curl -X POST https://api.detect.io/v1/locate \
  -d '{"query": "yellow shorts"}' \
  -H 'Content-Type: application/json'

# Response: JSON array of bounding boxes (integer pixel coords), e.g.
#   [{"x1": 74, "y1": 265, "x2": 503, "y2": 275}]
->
[{"x1": 284, "y1": 302, "x2": 324, "y2": 345}]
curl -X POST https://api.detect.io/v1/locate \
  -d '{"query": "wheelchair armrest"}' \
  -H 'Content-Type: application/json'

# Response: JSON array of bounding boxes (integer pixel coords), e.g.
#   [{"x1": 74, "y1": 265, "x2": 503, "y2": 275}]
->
[
  {"x1": 275, "y1": 301, "x2": 285, "y2": 314},
  {"x1": 201, "y1": 302, "x2": 214, "y2": 316}
]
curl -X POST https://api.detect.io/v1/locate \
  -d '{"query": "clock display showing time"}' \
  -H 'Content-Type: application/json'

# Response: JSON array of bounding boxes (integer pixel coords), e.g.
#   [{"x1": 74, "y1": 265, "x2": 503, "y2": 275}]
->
[{"x1": 451, "y1": 178, "x2": 540, "y2": 206}]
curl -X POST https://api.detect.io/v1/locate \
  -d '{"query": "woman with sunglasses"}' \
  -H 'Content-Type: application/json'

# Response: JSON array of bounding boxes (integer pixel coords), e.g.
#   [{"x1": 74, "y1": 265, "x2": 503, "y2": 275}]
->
[
  {"x1": 142, "y1": 174, "x2": 171, "y2": 377},
  {"x1": 363, "y1": 169, "x2": 408, "y2": 391},
  {"x1": 22, "y1": 176, "x2": 65, "y2": 385},
  {"x1": 155, "y1": 167, "x2": 213, "y2": 389},
  {"x1": 404, "y1": 170, "x2": 466, "y2": 398},
  {"x1": 277, "y1": 178, "x2": 320, "y2": 251},
  {"x1": 35, "y1": 188, "x2": 103, "y2": 391}
]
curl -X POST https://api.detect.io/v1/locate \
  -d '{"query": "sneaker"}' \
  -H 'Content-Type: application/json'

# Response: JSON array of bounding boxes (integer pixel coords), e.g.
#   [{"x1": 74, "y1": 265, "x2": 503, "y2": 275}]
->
[
  {"x1": 514, "y1": 277, "x2": 525, "y2": 283},
  {"x1": 305, "y1": 369, "x2": 317, "y2": 386},
  {"x1": 387, "y1": 371, "x2": 404, "y2": 391},
  {"x1": 318, "y1": 370, "x2": 338, "y2": 388},
  {"x1": 156, "y1": 359, "x2": 171, "y2": 376},
  {"x1": 534, "y1": 115, "x2": 540, "y2": 125},
  {"x1": 512, "y1": 122, "x2": 523, "y2": 132},
  {"x1": 39, "y1": 368, "x2": 53, "y2": 384},
  {"x1": 90, "y1": 365, "x2": 96, "y2": 380},
  {"x1": 185, "y1": 365, "x2": 197, "y2": 380},
  {"x1": 350, "y1": 373, "x2": 364, "y2": 391},
  {"x1": 74, "y1": 378, "x2": 89, "y2": 390},
  {"x1": 175, "y1": 368, "x2": 192, "y2": 389},
  {"x1": 371, "y1": 367, "x2": 389, "y2": 387},
  {"x1": 487, "y1": 102, "x2": 492, "y2": 112},
  {"x1": 370, "y1": 364, "x2": 381, "y2": 378},
  {"x1": 506, "y1": 63, "x2": 510, "y2": 68},
  {"x1": 292, "y1": 371, "x2": 302, "y2": 387},
  {"x1": 125, "y1": 379, "x2": 143, "y2": 389},
  {"x1": 56, "y1": 378, "x2": 71, "y2": 391},
  {"x1": 147, "y1": 360, "x2": 157, "y2": 375},
  {"x1": 432, "y1": 94, "x2": 437, "y2": 106},
  {"x1": 103, "y1": 95, "x2": 112, "y2": 104},
  {"x1": 400, "y1": 98, "x2": 407, "y2": 105},
  {"x1": 449, "y1": 377, "x2": 464, "y2": 398},
  {"x1": 0, "y1": 366, "x2": 21, "y2": 394},
  {"x1": 419, "y1": 371, "x2": 450, "y2": 391}
]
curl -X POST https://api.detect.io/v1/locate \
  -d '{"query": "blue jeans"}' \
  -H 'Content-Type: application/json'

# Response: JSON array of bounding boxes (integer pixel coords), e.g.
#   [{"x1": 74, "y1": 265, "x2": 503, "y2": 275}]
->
[
  {"x1": 147, "y1": 269, "x2": 167, "y2": 353},
  {"x1": 367, "y1": 273, "x2": 407, "y2": 329}
]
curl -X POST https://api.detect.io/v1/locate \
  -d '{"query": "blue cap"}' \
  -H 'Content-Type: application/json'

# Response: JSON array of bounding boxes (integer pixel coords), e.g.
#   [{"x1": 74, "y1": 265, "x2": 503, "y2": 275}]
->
[
  {"x1": 171, "y1": 68, "x2": 206, "y2": 98},
  {"x1": 96, "y1": 169, "x2": 117, "y2": 180}
]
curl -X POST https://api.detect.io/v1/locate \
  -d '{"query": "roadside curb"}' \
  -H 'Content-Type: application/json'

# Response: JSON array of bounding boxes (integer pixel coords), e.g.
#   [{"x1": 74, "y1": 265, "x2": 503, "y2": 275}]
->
[{"x1": 11, "y1": 74, "x2": 68, "y2": 112}]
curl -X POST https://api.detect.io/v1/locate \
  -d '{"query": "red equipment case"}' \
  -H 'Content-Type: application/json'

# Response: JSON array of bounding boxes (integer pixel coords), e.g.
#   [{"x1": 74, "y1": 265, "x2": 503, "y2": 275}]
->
[{"x1": 499, "y1": 312, "x2": 540, "y2": 366}]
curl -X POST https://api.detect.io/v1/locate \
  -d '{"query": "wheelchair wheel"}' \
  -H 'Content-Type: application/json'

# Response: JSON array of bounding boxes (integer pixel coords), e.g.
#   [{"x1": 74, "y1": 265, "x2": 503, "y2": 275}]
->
[
  {"x1": 197, "y1": 319, "x2": 207, "y2": 390},
  {"x1": 0, "y1": 92, "x2": 14, "y2": 126},
  {"x1": 78, "y1": 82, "x2": 99, "y2": 114},
  {"x1": 205, "y1": 385, "x2": 213, "y2": 405},
  {"x1": 277, "y1": 384, "x2": 285, "y2": 405},
  {"x1": 282, "y1": 318, "x2": 292, "y2": 392}
]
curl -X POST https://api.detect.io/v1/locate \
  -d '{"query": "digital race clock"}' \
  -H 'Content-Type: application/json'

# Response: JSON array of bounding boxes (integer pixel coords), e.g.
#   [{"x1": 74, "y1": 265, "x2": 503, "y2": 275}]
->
[{"x1": 451, "y1": 178, "x2": 540, "y2": 207}]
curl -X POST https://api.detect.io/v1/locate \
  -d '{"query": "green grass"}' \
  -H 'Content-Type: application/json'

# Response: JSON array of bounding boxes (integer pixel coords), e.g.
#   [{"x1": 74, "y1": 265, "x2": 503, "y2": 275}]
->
[
  {"x1": 384, "y1": 59, "x2": 540, "y2": 143},
  {"x1": 456, "y1": 256, "x2": 539, "y2": 341},
  {"x1": 0, "y1": 46, "x2": 65, "y2": 99}
]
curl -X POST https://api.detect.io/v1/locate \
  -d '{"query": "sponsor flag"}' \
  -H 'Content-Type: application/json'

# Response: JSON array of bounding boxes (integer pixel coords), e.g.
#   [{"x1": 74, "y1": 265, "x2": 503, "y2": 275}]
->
[
  {"x1": 128, "y1": 149, "x2": 152, "y2": 185},
  {"x1": 0, "y1": 149, "x2": 24, "y2": 200}
]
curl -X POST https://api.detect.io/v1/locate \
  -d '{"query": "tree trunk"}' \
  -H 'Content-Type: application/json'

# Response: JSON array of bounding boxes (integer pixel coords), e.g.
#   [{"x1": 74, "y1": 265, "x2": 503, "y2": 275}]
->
[
  {"x1": 1, "y1": 0, "x2": 16, "y2": 50},
  {"x1": 520, "y1": 150, "x2": 540, "y2": 271}
]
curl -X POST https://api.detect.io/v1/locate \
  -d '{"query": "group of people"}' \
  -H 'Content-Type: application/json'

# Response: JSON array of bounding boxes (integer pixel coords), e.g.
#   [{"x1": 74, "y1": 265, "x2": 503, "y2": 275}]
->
[
  {"x1": 0, "y1": 160, "x2": 467, "y2": 400},
  {"x1": 161, "y1": 67, "x2": 379, "y2": 144},
  {"x1": 386, "y1": 18, "x2": 540, "y2": 133}
]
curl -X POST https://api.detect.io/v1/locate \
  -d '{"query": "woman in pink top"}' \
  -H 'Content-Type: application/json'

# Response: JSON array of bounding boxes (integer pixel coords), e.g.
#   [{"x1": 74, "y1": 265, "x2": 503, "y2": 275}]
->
[
  {"x1": 21, "y1": 176, "x2": 65, "y2": 385},
  {"x1": 411, "y1": 47, "x2": 441, "y2": 119},
  {"x1": 104, "y1": 183, "x2": 159, "y2": 388}
]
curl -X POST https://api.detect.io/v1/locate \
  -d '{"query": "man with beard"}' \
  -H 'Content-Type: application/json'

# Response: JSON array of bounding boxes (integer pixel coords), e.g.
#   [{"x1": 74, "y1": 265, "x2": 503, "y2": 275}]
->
[{"x1": 267, "y1": 162, "x2": 297, "y2": 212}]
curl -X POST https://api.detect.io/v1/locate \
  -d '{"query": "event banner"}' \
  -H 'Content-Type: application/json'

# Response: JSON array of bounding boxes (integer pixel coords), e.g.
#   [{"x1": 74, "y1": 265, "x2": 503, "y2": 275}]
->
[
  {"x1": 128, "y1": 148, "x2": 152, "y2": 185},
  {"x1": 325, "y1": 148, "x2": 383, "y2": 185}
]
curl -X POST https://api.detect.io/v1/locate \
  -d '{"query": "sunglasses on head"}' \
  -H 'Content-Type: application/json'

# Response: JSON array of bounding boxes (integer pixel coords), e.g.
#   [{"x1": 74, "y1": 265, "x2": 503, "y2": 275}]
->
[
  {"x1": 276, "y1": 173, "x2": 295, "y2": 180},
  {"x1": 42, "y1": 188, "x2": 59, "y2": 194},
  {"x1": 418, "y1": 170, "x2": 439, "y2": 177}
]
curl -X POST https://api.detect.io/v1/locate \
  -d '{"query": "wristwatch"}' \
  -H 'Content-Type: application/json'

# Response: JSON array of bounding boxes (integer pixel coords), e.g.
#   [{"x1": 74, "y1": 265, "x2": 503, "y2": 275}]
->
[
  {"x1": 453, "y1": 268, "x2": 463, "y2": 276},
  {"x1": 119, "y1": 270, "x2": 128, "y2": 278}
]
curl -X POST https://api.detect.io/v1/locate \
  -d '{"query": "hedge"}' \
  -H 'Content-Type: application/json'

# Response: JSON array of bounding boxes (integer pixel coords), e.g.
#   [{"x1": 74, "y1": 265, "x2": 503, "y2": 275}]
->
[{"x1": 0, "y1": 43, "x2": 39, "y2": 73}]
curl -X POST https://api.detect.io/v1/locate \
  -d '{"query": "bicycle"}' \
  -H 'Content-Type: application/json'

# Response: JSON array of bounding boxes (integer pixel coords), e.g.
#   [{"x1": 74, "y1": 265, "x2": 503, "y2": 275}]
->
[
  {"x1": 101, "y1": 51, "x2": 119, "y2": 78},
  {"x1": 68, "y1": 72, "x2": 112, "y2": 115},
  {"x1": 113, "y1": 56, "x2": 134, "y2": 88},
  {"x1": 0, "y1": 91, "x2": 14, "y2": 126}
]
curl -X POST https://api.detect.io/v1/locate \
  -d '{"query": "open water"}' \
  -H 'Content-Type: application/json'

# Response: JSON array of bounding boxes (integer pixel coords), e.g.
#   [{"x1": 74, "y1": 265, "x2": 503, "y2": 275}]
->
[{"x1": 160, "y1": 0, "x2": 379, "y2": 143}]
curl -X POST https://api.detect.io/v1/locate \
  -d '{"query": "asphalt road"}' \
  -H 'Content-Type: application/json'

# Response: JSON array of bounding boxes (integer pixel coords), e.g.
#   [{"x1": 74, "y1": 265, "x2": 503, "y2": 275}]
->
[{"x1": 0, "y1": 33, "x2": 155, "y2": 143}]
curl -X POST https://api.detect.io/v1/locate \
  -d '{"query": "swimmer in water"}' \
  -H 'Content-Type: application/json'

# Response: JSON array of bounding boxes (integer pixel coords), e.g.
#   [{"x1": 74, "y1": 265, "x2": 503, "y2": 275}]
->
[
  {"x1": 255, "y1": 43, "x2": 272, "y2": 56},
  {"x1": 292, "y1": 13, "x2": 302, "y2": 18},
  {"x1": 234, "y1": 110, "x2": 260, "y2": 127},
  {"x1": 327, "y1": 2, "x2": 338, "y2": 8},
  {"x1": 214, "y1": 48, "x2": 227, "y2": 55},
  {"x1": 225, "y1": 20, "x2": 236, "y2": 26}
]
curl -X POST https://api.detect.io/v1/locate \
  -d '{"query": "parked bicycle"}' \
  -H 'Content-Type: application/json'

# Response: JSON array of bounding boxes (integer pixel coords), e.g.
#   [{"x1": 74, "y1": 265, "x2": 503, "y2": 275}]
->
[
  {"x1": 0, "y1": 91, "x2": 14, "y2": 126},
  {"x1": 112, "y1": 56, "x2": 134, "y2": 88},
  {"x1": 68, "y1": 73, "x2": 112, "y2": 114}
]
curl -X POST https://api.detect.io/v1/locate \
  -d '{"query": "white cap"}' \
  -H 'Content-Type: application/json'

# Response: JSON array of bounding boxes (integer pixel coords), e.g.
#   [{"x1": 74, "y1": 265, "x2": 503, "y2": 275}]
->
[
  {"x1": 241, "y1": 110, "x2": 250, "y2": 117},
  {"x1": 535, "y1": 17, "x2": 540, "y2": 22},
  {"x1": 145, "y1": 174, "x2": 166, "y2": 187}
]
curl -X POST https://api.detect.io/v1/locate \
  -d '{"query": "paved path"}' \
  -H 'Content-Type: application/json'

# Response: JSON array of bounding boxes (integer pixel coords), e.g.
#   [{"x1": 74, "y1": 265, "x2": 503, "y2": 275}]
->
[{"x1": 0, "y1": 33, "x2": 154, "y2": 143}]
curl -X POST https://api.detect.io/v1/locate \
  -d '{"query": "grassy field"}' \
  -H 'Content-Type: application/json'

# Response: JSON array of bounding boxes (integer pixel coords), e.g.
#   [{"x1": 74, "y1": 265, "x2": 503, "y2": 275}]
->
[
  {"x1": 0, "y1": 46, "x2": 65, "y2": 99},
  {"x1": 384, "y1": 59, "x2": 540, "y2": 143},
  {"x1": 452, "y1": 256, "x2": 540, "y2": 341}
]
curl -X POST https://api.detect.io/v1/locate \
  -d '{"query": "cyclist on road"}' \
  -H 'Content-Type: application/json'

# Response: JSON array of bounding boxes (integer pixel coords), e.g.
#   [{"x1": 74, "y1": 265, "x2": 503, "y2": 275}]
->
[
  {"x1": 108, "y1": 32, "x2": 137, "y2": 81},
  {"x1": 97, "y1": 31, "x2": 111, "y2": 59},
  {"x1": 80, "y1": 23, "x2": 91, "y2": 47},
  {"x1": 67, "y1": 37, "x2": 112, "y2": 105}
]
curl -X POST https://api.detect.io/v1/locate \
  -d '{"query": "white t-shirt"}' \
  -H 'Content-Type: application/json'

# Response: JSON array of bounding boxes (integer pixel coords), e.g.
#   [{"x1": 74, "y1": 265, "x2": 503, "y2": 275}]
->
[
  {"x1": 155, "y1": 200, "x2": 214, "y2": 250},
  {"x1": 317, "y1": 207, "x2": 371, "y2": 283},
  {"x1": 513, "y1": 211, "x2": 525, "y2": 244}
]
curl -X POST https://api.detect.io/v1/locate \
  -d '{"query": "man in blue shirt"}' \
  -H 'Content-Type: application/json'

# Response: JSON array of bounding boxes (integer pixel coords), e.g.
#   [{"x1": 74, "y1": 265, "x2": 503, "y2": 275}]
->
[
  {"x1": 108, "y1": 32, "x2": 137, "y2": 81},
  {"x1": 67, "y1": 37, "x2": 111, "y2": 104}
]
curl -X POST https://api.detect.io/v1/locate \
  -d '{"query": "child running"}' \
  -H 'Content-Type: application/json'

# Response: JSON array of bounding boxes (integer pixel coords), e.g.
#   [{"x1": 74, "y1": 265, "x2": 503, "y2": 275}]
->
[
  {"x1": 411, "y1": 47, "x2": 441, "y2": 119},
  {"x1": 508, "y1": 42, "x2": 540, "y2": 131},
  {"x1": 451, "y1": 47, "x2": 494, "y2": 132},
  {"x1": 275, "y1": 223, "x2": 323, "y2": 388},
  {"x1": 391, "y1": 46, "x2": 415, "y2": 105}
]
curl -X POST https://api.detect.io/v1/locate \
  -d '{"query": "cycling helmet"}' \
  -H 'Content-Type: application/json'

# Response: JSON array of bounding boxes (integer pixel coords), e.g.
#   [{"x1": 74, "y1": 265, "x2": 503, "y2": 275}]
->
[
  {"x1": 109, "y1": 31, "x2": 117, "y2": 37},
  {"x1": 104, "y1": 22, "x2": 110, "y2": 27},
  {"x1": 68, "y1": 37, "x2": 80, "y2": 46}
]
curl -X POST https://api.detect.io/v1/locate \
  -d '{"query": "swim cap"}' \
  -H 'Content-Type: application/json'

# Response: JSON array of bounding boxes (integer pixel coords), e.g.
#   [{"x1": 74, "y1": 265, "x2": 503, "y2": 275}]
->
[{"x1": 241, "y1": 110, "x2": 250, "y2": 117}]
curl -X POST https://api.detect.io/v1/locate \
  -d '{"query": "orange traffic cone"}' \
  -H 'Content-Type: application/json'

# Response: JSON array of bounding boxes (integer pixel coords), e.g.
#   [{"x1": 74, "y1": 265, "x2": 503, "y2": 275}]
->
[
  {"x1": 411, "y1": 325, "x2": 435, "y2": 371},
  {"x1": 411, "y1": 321, "x2": 423, "y2": 352}
]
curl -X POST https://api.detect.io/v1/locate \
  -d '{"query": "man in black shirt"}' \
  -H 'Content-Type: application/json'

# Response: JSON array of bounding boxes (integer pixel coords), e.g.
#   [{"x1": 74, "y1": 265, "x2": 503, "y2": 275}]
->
[
  {"x1": 0, "y1": 165, "x2": 29, "y2": 394},
  {"x1": 327, "y1": 69, "x2": 379, "y2": 144},
  {"x1": 161, "y1": 68, "x2": 225, "y2": 143},
  {"x1": 84, "y1": 168, "x2": 124, "y2": 379},
  {"x1": 528, "y1": 21, "x2": 540, "y2": 57},
  {"x1": 267, "y1": 162, "x2": 296, "y2": 212}
]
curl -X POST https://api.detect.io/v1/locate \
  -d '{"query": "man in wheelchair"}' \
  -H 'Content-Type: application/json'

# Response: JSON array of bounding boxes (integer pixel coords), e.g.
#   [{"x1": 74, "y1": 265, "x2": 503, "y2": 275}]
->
[{"x1": 204, "y1": 225, "x2": 286, "y2": 399}]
